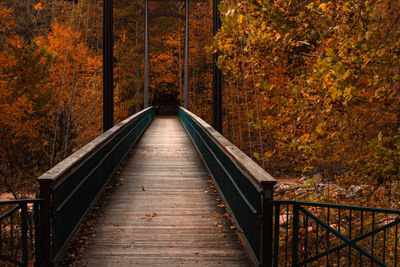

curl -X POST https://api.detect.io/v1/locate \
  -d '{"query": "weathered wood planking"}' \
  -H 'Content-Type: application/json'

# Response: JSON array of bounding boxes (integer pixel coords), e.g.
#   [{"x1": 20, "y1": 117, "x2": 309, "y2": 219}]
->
[{"x1": 79, "y1": 116, "x2": 254, "y2": 266}]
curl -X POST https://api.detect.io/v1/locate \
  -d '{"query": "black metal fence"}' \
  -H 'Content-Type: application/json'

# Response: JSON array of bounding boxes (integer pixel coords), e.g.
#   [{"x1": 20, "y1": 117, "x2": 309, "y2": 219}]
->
[
  {"x1": 272, "y1": 200, "x2": 400, "y2": 266},
  {"x1": 0, "y1": 199, "x2": 41, "y2": 267}
]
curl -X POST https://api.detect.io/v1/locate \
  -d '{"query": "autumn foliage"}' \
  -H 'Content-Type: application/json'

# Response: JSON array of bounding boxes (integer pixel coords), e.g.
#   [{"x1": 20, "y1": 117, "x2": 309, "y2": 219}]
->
[
  {"x1": 1, "y1": 0, "x2": 400, "y2": 204},
  {"x1": 214, "y1": 0, "x2": 400, "y2": 190},
  {"x1": 0, "y1": 1, "x2": 102, "y2": 196}
]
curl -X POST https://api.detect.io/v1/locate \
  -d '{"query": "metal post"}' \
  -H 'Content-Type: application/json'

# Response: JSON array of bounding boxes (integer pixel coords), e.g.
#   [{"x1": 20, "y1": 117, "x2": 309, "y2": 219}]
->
[
  {"x1": 39, "y1": 181, "x2": 52, "y2": 267},
  {"x1": 34, "y1": 203, "x2": 41, "y2": 267},
  {"x1": 103, "y1": 0, "x2": 114, "y2": 131},
  {"x1": 183, "y1": 0, "x2": 189, "y2": 109},
  {"x1": 144, "y1": 0, "x2": 149, "y2": 108},
  {"x1": 21, "y1": 204, "x2": 28, "y2": 266},
  {"x1": 260, "y1": 183, "x2": 275, "y2": 267},
  {"x1": 212, "y1": 0, "x2": 222, "y2": 133},
  {"x1": 292, "y1": 204, "x2": 299, "y2": 265}
]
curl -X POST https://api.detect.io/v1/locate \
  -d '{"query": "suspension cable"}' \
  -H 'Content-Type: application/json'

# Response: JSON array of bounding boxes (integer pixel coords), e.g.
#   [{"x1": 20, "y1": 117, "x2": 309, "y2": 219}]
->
[
  {"x1": 227, "y1": 76, "x2": 236, "y2": 144},
  {"x1": 232, "y1": 0, "x2": 254, "y2": 159},
  {"x1": 228, "y1": 0, "x2": 243, "y2": 151},
  {"x1": 242, "y1": 0, "x2": 265, "y2": 168},
  {"x1": 63, "y1": 0, "x2": 87, "y2": 158},
  {"x1": 75, "y1": 0, "x2": 94, "y2": 147},
  {"x1": 86, "y1": 0, "x2": 103, "y2": 135},
  {"x1": 50, "y1": 0, "x2": 77, "y2": 167}
]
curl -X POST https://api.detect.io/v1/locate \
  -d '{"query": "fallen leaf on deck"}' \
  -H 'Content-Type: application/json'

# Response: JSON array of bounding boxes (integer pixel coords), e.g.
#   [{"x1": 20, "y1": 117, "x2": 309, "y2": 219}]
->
[
  {"x1": 146, "y1": 212, "x2": 156, "y2": 217},
  {"x1": 212, "y1": 211, "x2": 223, "y2": 217},
  {"x1": 214, "y1": 222, "x2": 224, "y2": 228}
]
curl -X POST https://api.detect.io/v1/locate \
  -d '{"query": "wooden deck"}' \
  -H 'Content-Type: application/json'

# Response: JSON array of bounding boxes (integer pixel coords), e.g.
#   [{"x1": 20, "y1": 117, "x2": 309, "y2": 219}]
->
[{"x1": 79, "y1": 116, "x2": 254, "y2": 266}]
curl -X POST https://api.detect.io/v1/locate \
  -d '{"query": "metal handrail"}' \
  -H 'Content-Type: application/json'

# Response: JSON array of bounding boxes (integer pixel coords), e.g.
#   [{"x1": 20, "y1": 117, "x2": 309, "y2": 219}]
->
[
  {"x1": 0, "y1": 199, "x2": 41, "y2": 266},
  {"x1": 272, "y1": 200, "x2": 400, "y2": 266},
  {"x1": 271, "y1": 200, "x2": 400, "y2": 215}
]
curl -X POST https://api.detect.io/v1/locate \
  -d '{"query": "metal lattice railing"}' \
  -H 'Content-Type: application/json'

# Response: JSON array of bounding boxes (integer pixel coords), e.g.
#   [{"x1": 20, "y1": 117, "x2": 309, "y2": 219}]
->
[
  {"x1": 0, "y1": 199, "x2": 41, "y2": 267},
  {"x1": 271, "y1": 200, "x2": 400, "y2": 266}
]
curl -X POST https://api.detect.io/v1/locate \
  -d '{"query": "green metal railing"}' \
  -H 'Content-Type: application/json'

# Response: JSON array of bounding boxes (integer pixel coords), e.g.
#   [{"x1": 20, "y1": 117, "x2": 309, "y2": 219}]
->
[
  {"x1": 179, "y1": 107, "x2": 277, "y2": 266},
  {"x1": 0, "y1": 199, "x2": 41, "y2": 267},
  {"x1": 37, "y1": 107, "x2": 155, "y2": 266},
  {"x1": 179, "y1": 107, "x2": 400, "y2": 267},
  {"x1": 271, "y1": 200, "x2": 400, "y2": 266}
]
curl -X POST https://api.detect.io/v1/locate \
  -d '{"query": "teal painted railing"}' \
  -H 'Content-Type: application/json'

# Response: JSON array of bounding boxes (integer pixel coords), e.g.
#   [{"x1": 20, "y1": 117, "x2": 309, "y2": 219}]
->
[
  {"x1": 271, "y1": 200, "x2": 400, "y2": 266},
  {"x1": 37, "y1": 107, "x2": 155, "y2": 266},
  {"x1": 179, "y1": 107, "x2": 277, "y2": 266}
]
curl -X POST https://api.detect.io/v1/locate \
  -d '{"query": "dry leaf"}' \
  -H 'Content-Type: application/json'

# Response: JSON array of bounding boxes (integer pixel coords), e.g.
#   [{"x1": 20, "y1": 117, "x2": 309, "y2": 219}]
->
[{"x1": 146, "y1": 212, "x2": 156, "y2": 217}]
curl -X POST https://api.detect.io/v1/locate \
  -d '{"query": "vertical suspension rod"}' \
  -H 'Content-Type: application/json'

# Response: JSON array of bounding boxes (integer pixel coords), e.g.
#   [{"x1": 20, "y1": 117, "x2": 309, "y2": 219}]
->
[
  {"x1": 144, "y1": 0, "x2": 149, "y2": 108},
  {"x1": 184, "y1": 0, "x2": 189, "y2": 109},
  {"x1": 103, "y1": 0, "x2": 114, "y2": 131},
  {"x1": 212, "y1": 0, "x2": 222, "y2": 133}
]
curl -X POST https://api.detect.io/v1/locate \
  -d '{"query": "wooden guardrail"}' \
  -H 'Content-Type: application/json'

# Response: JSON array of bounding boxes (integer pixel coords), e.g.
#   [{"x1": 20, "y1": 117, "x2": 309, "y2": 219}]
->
[
  {"x1": 37, "y1": 107, "x2": 155, "y2": 267},
  {"x1": 179, "y1": 107, "x2": 277, "y2": 267}
]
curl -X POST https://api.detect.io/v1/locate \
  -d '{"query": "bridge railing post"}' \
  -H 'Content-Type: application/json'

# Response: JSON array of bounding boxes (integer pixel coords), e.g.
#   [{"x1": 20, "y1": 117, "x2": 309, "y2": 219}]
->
[
  {"x1": 260, "y1": 183, "x2": 274, "y2": 267},
  {"x1": 39, "y1": 179, "x2": 52, "y2": 267}
]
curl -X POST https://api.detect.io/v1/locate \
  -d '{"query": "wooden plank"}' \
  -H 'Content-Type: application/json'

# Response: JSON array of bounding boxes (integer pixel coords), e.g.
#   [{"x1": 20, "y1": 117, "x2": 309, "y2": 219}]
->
[{"x1": 79, "y1": 116, "x2": 254, "y2": 266}]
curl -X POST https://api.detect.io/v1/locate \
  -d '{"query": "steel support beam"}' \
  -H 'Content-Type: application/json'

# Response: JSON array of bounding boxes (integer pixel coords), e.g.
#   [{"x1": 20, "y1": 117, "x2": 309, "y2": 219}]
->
[
  {"x1": 103, "y1": 0, "x2": 114, "y2": 131},
  {"x1": 212, "y1": 0, "x2": 222, "y2": 133},
  {"x1": 183, "y1": 0, "x2": 189, "y2": 109}
]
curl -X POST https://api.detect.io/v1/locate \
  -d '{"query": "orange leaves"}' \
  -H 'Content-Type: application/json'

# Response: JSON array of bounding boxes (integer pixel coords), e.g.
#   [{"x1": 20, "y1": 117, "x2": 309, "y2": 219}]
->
[
  {"x1": 0, "y1": 8, "x2": 103, "y2": 194},
  {"x1": 33, "y1": 2, "x2": 43, "y2": 11},
  {"x1": 146, "y1": 212, "x2": 157, "y2": 217},
  {"x1": 0, "y1": 4, "x2": 15, "y2": 35}
]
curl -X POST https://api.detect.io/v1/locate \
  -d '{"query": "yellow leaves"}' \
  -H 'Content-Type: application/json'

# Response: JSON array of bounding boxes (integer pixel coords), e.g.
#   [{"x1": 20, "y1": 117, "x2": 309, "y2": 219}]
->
[
  {"x1": 315, "y1": 121, "x2": 327, "y2": 134},
  {"x1": 34, "y1": 2, "x2": 43, "y2": 11},
  {"x1": 238, "y1": 14, "x2": 244, "y2": 24},
  {"x1": 342, "y1": 2, "x2": 351, "y2": 12},
  {"x1": 318, "y1": 3, "x2": 328, "y2": 12},
  {"x1": 300, "y1": 134, "x2": 310, "y2": 143},
  {"x1": 264, "y1": 151, "x2": 274, "y2": 159},
  {"x1": 341, "y1": 70, "x2": 351, "y2": 80}
]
